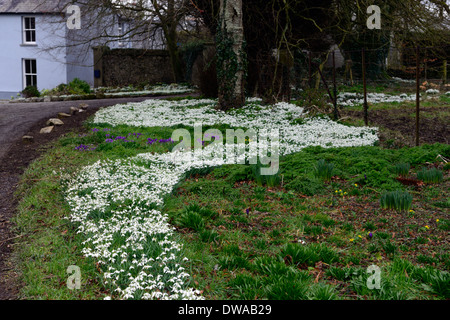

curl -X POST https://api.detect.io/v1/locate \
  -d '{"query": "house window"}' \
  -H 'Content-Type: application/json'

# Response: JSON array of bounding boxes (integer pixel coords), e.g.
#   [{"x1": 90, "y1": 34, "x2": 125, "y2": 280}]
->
[
  {"x1": 23, "y1": 59, "x2": 37, "y2": 88},
  {"x1": 117, "y1": 21, "x2": 129, "y2": 48},
  {"x1": 23, "y1": 17, "x2": 36, "y2": 44}
]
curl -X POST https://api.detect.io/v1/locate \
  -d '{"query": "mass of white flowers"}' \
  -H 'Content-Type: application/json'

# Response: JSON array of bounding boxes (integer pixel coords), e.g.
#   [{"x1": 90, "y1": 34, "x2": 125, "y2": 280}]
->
[
  {"x1": 93, "y1": 98, "x2": 378, "y2": 154},
  {"x1": 65, "y1": 98, "x2": 379, "y2": 300},
  {"x1": 103, "y1": 85, "x2": 195, "y2": 97},
  {"x1": 337, "y1": 92, "x2": 417, "y2": 107}
]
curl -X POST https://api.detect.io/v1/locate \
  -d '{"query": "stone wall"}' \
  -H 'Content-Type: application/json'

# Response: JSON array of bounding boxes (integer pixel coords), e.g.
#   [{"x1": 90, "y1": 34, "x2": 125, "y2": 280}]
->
[{"x1": 93, "y1": 48, "x2": 175, "y2": 87}]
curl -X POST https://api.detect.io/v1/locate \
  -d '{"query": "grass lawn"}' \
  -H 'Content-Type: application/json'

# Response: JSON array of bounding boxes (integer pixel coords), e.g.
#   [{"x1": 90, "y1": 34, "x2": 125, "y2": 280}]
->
[{"x1": 11, "y1": 94, "x2": 450, "y2": 300}]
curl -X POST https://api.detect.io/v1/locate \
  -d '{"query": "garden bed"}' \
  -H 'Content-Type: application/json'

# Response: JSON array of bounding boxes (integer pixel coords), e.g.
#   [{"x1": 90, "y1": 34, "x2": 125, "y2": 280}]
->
[{"x1": 10, "y1": 93, "x2": 450, "y2": 300}]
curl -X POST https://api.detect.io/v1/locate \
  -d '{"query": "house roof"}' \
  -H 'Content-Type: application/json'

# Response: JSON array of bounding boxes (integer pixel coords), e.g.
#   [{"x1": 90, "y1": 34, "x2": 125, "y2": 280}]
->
[{"x1": 0, "y1": 0, "x2": 67, "y2": 14}]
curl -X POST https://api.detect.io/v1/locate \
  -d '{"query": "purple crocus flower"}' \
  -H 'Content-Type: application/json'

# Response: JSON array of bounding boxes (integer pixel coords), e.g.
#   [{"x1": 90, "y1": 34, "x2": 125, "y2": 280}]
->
[
  {"x1": 75, "y1": 144, "x2": 95, "y2": 151},
  {"x1": 368, "y1": 232, "x2": 373, "y2": 239}
]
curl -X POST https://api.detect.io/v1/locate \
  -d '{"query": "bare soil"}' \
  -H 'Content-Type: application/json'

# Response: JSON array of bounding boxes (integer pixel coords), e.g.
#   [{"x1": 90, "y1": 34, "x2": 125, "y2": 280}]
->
[{"x1": 341, "y1": 104, "x2": 450, "y2": 148}]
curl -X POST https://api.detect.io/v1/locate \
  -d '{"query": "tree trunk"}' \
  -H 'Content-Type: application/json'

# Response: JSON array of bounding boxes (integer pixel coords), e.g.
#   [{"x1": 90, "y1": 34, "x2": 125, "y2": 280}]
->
[
  {"x1": 164, "y1": 0, "x2": 184, "y2": 83},
  {"x1": 216, "y1": 0, "x2": 246, "y2": 110},
  {"x1": 164, "y1": 26, "x2": 184, "y2": 83}
]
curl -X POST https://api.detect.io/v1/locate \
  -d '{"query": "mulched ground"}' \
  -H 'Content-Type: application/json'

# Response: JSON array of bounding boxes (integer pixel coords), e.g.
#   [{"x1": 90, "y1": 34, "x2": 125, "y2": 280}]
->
[{"x1": 341, "y1": 105, "x2": 449, "y2": 147}]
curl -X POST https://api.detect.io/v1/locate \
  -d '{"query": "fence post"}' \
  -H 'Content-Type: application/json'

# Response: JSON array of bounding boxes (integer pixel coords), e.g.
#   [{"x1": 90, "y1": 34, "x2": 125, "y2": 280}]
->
[
  {"x1": 424, "y1": 47, "x2": 427, "y2": 81},
  {"x1": 332, "y1": 50, "x2": 339, "y2": 120},
  {"x1": 362, "y1": 48, "x2": 368, "y2": 126},
  {"x1": 416, "y1": 45, "x2": 420, "y2": 146},
  {"x1": 443, "y1": 59, "x2": 447, "y2": 85},
  {"x1": 308, "y1": 51, "x2": 312, "y2": 88}
]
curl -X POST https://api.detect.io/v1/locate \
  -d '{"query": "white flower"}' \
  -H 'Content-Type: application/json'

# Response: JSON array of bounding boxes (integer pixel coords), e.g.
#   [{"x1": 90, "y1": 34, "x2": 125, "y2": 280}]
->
[
  {"x1": 65, "y1": 97, "x2": 380, "y2": 300},
  {"x1": 426, "y1": 89, "x2": 439, "y2": 94}
]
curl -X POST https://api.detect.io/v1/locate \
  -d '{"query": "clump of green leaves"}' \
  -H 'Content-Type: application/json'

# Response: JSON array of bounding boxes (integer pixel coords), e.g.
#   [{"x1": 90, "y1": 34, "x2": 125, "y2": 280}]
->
[
  {"x1": 250, "y1": 161, "x2": 281, "y2": 187},
  {"x1": 393, "y1": 163, "x2": 410, "y2": 177},
  {"x1": 21, "y1": 85, "x2": 40, "y2": 98},
  {"x1": 416, "y1": 167, "x2": 443, "y2": 184},
  {"x1": 314, "y1": 159, "x2": 334, "y2": 181},
  {"x1": 380, "y1": 190, "x2": 413, "y2": 212}
]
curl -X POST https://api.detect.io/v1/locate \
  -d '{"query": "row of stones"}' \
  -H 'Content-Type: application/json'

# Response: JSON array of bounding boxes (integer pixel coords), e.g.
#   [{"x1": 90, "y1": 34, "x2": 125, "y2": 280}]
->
[{"x1": 22, "y1": 103, "x2": 89, "y2": 143}]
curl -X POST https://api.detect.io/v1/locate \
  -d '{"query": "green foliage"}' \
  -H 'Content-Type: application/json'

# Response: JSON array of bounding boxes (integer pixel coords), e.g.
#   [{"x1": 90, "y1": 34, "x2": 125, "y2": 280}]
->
[
  {"x1": 264, "y1": 275, "x2": 310, "y2": 300},
  {"x1": 280, "y1": 243, "x2": 340, "y2": 267},
  {"x1": 47, "y1": 78, "x2": 91, "y2": 96},
  {"x1": 393, "y1": 163, "x2": 410, "y2": 177},
  {"x1": 250, "y1": 162, "x2": 281, "y2": 187},
  {"x1": 21, "y1": 85, "x2": 40, "y2": 98},
  {"x1": 428, "y1": 271, "x2": 450, "y2": 298},
  {"x1": 308, "y1": 283, "x2": 339, "y2": 300},
  {"x1": 314, "y1": 159, "x2": 335, "y2": 181},
  {"x1": 326, "y1": 266, "x2": 359, "y2": 281},
  {"x1": 285, "y1": 174, "x2": 324, "y2": 196},
  {"x1": 219, "y1": 255, "x2": 250, "y2": 270},
  {"x1": 69, "y1": 78, "x2": 91, "y2": 94},
  {"x1": 416, "y1": 167, "x2": 443, "y2": 184},
  {"x1": 179, "y1": 210, "x2": 205, "y2": 231},
  {"x1": 199, "y1": 229, "x2": 219, "y2": 242},
  {"x1": 380, "y1": 190, "x2": 413, "y2": 212},
  {"x1": 294, "y1": 88, "x2": 333, "y2": 116}
]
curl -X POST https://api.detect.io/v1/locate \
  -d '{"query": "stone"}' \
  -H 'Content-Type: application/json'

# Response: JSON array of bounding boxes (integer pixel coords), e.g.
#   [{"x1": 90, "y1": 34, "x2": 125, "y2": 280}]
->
[
  {"x1": 22, "y1": 135, "x2": 34, "y2": 143},
  {"x1": 40, "y1": 126, "x2": 54, "y2": 134},
  {"x1": 58, "y1": 112, "x2": 71, "y2": 118},
  {"x1": 70, "y1": 107, "x2": 80, "y2": 115},
  {"x1": 79, "y1": 103, "x2": 88, "y2": 110},
  {"x1": 44, "y1": 96, "x2": 51, "y2": 102},
  {"x1": 46, "y1": 118, "x2": 64, "y2": 126}
]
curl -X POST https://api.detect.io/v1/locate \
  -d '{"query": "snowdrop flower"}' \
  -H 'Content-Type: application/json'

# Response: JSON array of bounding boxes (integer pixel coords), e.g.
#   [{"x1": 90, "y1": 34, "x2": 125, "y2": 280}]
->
[{"x1": 65, "y1": 97, "x2": 380, "y2": 300}]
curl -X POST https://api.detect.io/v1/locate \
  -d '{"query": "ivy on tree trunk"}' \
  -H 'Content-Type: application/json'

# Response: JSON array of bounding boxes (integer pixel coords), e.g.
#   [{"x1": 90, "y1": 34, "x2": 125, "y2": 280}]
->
[{"x1": 216, "y1": 0, "x2": 246, "y2": 110}]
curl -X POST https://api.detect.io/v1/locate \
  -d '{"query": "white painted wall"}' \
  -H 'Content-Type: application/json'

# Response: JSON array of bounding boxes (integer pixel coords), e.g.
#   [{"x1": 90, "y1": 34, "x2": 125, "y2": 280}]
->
[{"x1": 0, "y1": 14, "x2": 69, "y2": 98}]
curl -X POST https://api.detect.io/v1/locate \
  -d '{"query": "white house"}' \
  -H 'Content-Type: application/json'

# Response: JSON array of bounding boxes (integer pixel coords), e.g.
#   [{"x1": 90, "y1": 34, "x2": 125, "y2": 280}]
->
[
  {"x1": 0, "y1": 0, "x2": 166, "y2": 99},
  {"x1": 0, "y1": 0, "x2": 95, "y2": 98}
]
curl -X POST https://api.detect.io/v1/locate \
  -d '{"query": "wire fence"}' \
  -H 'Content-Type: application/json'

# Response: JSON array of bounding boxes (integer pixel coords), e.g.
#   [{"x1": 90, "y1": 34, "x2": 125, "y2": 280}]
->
[{"x1": 246, "y1": 44, "x2": 450, "y2": 146}]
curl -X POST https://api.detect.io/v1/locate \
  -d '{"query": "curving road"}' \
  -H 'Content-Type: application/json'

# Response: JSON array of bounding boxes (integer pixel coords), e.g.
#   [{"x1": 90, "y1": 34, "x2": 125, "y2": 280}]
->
[{"x1": 0, "y1": 96, "x2": 158, "y2": 160}]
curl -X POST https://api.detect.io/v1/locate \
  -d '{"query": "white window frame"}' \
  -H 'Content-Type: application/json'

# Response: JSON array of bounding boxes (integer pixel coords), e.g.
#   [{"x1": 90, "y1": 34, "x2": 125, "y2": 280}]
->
[
  {"x1": 117, "y1": 20, "x2": 130, "y2": 48},
  {"x1": 23, "y1": 59, "x2": 37, "y2": 89},
  {"x1": 22, "y1": 16, "x2": 36, "y2": 44}
]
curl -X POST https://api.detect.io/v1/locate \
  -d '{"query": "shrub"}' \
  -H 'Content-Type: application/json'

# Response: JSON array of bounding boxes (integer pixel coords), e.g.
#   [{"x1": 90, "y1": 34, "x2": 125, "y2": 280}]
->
[
  {"x1": 47, "y1": 78, "x2": 91, "y2": 96},
  {"x1": 21, "y1": 85, "x2": 40, "y2": 98},
  {"x1": 380, "y1": 190, "x2": 413, "y2": 212},
  {"x1": 68, "y1": 77, "x2": 91, "y2": 94},
  {"x1": 416, "y1": 167, "x2": 443, "y2": 184}
]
